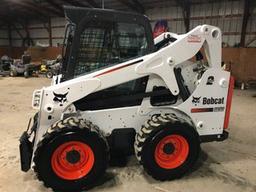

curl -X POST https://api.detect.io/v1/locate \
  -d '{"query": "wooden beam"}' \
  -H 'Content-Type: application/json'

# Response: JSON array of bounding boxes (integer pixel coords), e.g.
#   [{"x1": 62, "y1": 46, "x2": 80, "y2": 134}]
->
[
  {"x1": 1, "y1": 2, "x2": 57, "y2": 23},
  {"x1": 11, "y1": 24, "x2": 24, "y2": 39},
  {"x1": 246, "y1": 36, "x2": 256, "y2": 47},
  {"x1": 149, "y1": 13, "x2": 249, "y2": 23},
  {"x1": 176, "y1": 0, "x2": 191, "y2": 32},
  {"x1": 12, "y1": 2, "x2": 49, "y2": 20},
  {"x1": 27, "y1": 2, "x2": 63, "y2": 17},
  {"x1": 240, "y1": 0, "x2": 250, "y2": 47},
  {"x1": 117, "y1": 0, "x2": 144, "y2": 13},
  {"x1": 21, "y1": 21, "x2": 34, "y2": 46},
  {"x1": 43, "y1": 23, "x2": 49, "y2": 33},
  {"x1": 131, "y1": 0, "x2": 145, "y2": 14},
  {"x1": 10, "y1": 25, "x2": 65, "y2": 30},
  {"x1": 45, "y1": 0, "x2": 64, "y2": 14},
  {"x1": 184, "y1": 0, "x2": 190, "y2": 32},
  {"x1": 48, "y1": 18, "x2": 52, "y2": 46},
  {"x1": 223, "y1": 32, "x2": 256, "y2": 35},
  {"x1": 43, "y1": 20, "x2": 53, "y2": 46},
  {"x1": 7, "y1": 24, "x2": 12, "y2": 47}
]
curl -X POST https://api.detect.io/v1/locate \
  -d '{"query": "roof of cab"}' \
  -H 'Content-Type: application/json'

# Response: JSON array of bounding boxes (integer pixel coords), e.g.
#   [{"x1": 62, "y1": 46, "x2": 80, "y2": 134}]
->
[{"x1": 64, "y1": 6, "x2": 150, "y2": 25}]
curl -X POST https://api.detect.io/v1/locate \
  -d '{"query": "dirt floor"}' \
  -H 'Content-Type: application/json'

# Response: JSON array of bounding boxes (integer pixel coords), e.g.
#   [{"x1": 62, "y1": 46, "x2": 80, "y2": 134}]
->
[{"x1": 0, "y1": 77, "x2": 256, "y2": 192}]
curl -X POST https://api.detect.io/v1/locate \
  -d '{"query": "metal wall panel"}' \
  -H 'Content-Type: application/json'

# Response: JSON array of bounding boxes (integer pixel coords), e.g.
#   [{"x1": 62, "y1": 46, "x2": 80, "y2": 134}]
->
[
  {"x1": 0, "y1": 0, "x2": 255, "y2": 47},
  {"x1": 0, "y1": 30, "x2": 8, "y2": 38},
  {"x1": 0, "y1": 29, "x2": 9, "y2": 46},
  {"x1": 147, "y1": 0, "x2": 255, "y2": 47},
  {"x1": 0, "y1": 39, "x2": 9, "y2": 46},
  {"x1": 12, "y1": 40, "x2": 23, "y2": 47}
]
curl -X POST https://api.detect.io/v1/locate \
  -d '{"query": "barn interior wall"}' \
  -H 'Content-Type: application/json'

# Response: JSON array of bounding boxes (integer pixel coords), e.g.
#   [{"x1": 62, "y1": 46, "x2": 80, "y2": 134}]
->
[
  {"x1": 146, "y1": 0, "x2": 256, "y2": 47},
  {"x1": 0, "y1": 46, "x2": 254, "y2": 83},
  {"x1": 0, "y1": 0, "x2": 255, "y2": 48},
  {"x1": 0, "y1": 0, "x2": 255, "y2": 83},
  {"x1": 0, "y1": 17, "x2": 66, "y2": 48}
]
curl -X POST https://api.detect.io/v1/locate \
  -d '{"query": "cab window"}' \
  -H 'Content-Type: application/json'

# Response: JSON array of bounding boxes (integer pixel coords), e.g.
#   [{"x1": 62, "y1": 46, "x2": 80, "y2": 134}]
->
[{"x1": 74, "y1": 21, "x2": 148, "y2": 77}]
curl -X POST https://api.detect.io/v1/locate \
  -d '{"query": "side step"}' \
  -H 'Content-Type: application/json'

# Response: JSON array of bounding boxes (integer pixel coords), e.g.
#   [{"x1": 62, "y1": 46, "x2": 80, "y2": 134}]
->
[{"x1": 200, "y1": 131, "x2": 229, "y2": 143}]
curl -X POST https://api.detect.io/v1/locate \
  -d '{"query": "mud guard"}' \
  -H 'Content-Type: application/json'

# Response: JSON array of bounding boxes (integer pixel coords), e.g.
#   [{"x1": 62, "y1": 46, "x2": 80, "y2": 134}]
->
[
  {"x1": 19, "y1": 131, "x2": 33, "y2": 172},
  {"x1": 19, "y1": 113, "x2": 38, "y2": 172}
]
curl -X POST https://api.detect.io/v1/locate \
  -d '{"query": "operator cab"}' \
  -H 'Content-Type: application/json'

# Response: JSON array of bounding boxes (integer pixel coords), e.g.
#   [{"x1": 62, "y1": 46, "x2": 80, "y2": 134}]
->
[
  {"x1": 61, "y1": 6, "x2": 155, "y2": 80},
  {"x1": 60, "y1": 7, "x2": 181, "y2": 110}
]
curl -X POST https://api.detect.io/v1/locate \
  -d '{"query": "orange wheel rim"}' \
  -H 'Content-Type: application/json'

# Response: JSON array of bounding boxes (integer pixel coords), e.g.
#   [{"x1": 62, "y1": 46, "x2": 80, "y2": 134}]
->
[
  {"x1": 51, "y1": 141, "x2": 94, "y2": 180},
  {"x1": 154, "y1": 134, "x2": 189, "y2": 169}
]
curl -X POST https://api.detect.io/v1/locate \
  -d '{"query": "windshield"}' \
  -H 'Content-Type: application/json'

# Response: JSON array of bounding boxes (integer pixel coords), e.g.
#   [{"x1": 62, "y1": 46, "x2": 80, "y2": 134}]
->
[
  {"x1": 73, "y1": 21, "x2": 148, "y2": 77},
  {"x1": 61, "y1": 23, "x2": 75, "y2": 75}
]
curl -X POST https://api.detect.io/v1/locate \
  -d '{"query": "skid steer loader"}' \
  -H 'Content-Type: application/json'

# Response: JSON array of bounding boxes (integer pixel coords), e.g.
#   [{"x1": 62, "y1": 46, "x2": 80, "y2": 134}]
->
[{"x1": 19, "y1": 6, "x2": 234, "y2": 192}]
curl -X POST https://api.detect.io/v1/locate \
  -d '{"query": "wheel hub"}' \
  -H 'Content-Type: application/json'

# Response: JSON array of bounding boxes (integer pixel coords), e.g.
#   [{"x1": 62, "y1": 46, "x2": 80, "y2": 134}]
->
[
  {"x1": 66, "y1": 150, "x2": 81, "y2": 164},
  {"x1": 163, "y1": 143, "x2": 175, "y2": 154},
  {"x1": 51, "y1": 141, "x2": 95, "y2": 180},
  {"x1": 154, "y1": 134, "x2": 189, "y2": 169}
]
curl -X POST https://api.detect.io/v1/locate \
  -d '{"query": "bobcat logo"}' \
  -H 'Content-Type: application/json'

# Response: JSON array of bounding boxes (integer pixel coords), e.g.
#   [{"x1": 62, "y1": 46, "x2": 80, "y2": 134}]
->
[
  {"x1": 192, "y1": 96, "x2": 201, "y2": 105},
  {"x1": 53, "y1": 92, "x2": 68, "y2": 106}
]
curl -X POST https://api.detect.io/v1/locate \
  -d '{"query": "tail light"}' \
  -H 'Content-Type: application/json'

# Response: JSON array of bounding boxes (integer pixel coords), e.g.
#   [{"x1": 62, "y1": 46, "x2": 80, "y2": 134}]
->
[{"x1": 223, "y1": 76, "x2": 234, "y2": 129}]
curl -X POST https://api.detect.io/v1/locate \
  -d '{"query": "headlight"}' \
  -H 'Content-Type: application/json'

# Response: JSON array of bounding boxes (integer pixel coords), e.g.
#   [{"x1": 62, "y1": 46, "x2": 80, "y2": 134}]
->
[{"x1": 32, "y1": 89, "x2": 43, "y2": 109}]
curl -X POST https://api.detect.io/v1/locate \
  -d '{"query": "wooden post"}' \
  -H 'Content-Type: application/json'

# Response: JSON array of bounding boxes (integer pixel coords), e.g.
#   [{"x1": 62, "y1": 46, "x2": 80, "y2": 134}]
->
[
  {"x1": 7, "y1": 23, "x2": 12, "y2": 56},
  {"x1": 240, "y1": 0, "x2": 250, "y2": 47},
  {"x1": 49, "y1": 17, "x2": 52, "y2": 47},
  {"x1": 7, "y1": 24, "x2": 12, "y2": 47},
  {"x1": 23, "y1": 21, "x2": 33, "y2": 46},
  {"x1": 183, "y1": 1, "x2": 191, "y2": 33},
  {"x1": 176, "y1": 0, "x2": 191, "y2": 32}
]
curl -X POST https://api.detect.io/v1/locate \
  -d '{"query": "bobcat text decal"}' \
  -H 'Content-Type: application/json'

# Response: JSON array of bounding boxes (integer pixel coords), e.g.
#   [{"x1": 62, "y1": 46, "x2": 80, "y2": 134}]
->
[
  {"x1": 191, "y1": 96, "x2": 225, "y2": 113},
  {"x1": 202, "y1": 97, "x2": 224, "y2": 105},
  {"x1": 192, "y1": 96, "x2": 224, "y2": 105}
]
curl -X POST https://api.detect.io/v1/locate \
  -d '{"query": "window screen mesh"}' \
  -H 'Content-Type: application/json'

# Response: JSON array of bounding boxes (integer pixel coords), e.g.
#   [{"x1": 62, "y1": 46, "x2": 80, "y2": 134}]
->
[{"x1": 74, "y1": 22, "x2": 147, "y2": 77}]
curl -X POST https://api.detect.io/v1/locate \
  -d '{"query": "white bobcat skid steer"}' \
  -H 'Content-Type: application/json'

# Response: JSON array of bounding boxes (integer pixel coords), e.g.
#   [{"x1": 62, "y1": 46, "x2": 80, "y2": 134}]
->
[{"x1": 19, "y1": 6, "x2": 234, "y2": 192}]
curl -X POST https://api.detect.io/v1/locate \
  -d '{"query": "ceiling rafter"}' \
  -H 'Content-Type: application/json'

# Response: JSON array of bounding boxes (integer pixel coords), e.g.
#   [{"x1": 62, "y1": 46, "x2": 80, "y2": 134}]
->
[
  {"x1": 8, "y1": 3, "x2": 50, "y2": 23},
  {"x1": 176, "y1": 0, "x2": 191, "y2": 32},
  {"x1": 131, "y1": 0, "x2": 145, "y2": 14},
  {"x1": 117, "y1": 0, "x2": 144, "y2": 13},
  {"x1": 11, "y1": 23, "x2": 24, "y2": 40},
  {"x1": 45, "y1": 0, "x2": 64, "y2": 14},
  {"x1": 27, "y1": 2, "x2": 63, "y2": 17},
  {"x1": 240, "y1": 0, "x2": 256, "y2": 47}
]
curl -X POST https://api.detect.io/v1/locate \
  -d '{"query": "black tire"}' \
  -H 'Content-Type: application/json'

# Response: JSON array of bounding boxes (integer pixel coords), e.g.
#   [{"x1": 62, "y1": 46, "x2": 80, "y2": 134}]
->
[
  {"x1": 10, "y1": 69, "x2": 17, "y2": 77},
  {"x1": 24, "y1": 71, "x2": 29, "y2": 78},
  {"x1": 33, "y1": 117, "x2": 109, "y2": 192},
  {"x1": 135, "y1": 114, "x2": 200, "y2": 181}
]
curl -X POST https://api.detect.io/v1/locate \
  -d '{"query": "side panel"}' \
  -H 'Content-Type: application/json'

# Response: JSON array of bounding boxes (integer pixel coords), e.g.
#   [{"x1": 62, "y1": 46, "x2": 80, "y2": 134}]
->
[
  {"x1": 178, "y1": 68, "x2": 230, "y2": 135},
  {"x1": 79, "y1": 68, "x2": 230, "y2": 136}
]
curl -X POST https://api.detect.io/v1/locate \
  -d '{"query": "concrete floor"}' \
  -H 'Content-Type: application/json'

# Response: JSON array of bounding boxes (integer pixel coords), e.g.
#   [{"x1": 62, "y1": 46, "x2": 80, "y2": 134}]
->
[{"x1": 0, "y1": 77, "x2": 255, "y2": 192}]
